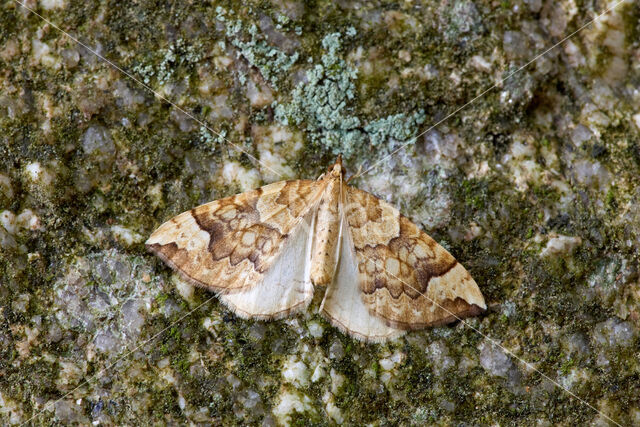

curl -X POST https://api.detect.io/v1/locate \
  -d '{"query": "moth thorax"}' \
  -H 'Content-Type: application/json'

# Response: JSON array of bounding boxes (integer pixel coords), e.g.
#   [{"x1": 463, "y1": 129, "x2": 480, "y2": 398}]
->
[
  {"x1": 310, "y1": 180, "x2": 341, "y2": 286},
  {"x1": 329, "y1": 164, "x2": 343, "y2": 178},
  {"x1": 327, "y1": 154, "x2": 344, "y2": 179}
]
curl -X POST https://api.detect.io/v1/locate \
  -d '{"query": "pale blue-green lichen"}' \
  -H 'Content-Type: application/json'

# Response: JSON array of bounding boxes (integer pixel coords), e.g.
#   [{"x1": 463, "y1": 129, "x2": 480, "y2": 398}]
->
[
  {"x1": 199, "y1": 126, "x2": 226, "y2": 147},
  {"x1": 274, "y1": 32, "x2": 426, "y2": 158},
  {"x1": 131, "y1": 38, "x2": 203, "y2": 85},
  {"x1": 216, "y1": 7, "x2": 299, "y2": 87}
]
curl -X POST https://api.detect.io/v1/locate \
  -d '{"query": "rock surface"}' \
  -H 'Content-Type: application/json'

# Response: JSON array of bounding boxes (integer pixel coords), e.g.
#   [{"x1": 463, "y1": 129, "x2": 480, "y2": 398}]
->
[{"x1": 1, "y1": 0, "x2": 639, "y2": 425}]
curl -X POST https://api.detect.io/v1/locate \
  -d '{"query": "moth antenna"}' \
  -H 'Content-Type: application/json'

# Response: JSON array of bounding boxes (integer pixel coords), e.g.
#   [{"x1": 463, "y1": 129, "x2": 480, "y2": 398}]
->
[{"x1": 346, "y1": 163, "x2": 363, "y2": 184}]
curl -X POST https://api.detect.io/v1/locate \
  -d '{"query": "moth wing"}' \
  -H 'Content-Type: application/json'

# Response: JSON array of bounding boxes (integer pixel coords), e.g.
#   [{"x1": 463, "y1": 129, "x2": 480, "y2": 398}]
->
[
  {"x1": 146, "y1": 180, "x2": 325, "y2": 318},
  {"x1": 344, "y1": 185, "x2": 486, "y2": 330},
  {"x1": 217, "y1": 206, "x2": 316, "y2": 319},
  {"x1": 320, "y1": 213, "x2": 406, "y2": 343}
]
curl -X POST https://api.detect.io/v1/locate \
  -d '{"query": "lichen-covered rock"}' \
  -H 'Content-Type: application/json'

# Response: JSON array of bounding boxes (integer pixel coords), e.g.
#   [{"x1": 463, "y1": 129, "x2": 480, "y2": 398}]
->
[
  {"x1": 479, "y1": 340, "x2": 513, "y2": 378},
  {"x1": 1, "y1": 0, "x2": 639, "y2": 425}
]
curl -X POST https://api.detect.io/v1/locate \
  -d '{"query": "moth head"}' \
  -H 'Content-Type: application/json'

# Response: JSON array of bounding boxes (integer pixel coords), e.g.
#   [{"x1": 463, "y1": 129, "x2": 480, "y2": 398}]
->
[{"x1": 328, "y1": 154, "x2": 345, "y2": 179}]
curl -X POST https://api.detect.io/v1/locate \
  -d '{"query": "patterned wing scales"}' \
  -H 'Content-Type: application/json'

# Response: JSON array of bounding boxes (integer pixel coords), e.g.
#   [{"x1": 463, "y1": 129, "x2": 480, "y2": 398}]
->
[
  {"x1": 320, "y1": 214, "x2": 405, "y2": 343},
  {"x1": 217, "y1": 207, "x2": 316, "y2": 319},
  {"x1": 344, "y1": 186, "x2": 486, "y2": 330},
  {"x1": 146, "y1": 180, "x2": 323, "y2": 297}
]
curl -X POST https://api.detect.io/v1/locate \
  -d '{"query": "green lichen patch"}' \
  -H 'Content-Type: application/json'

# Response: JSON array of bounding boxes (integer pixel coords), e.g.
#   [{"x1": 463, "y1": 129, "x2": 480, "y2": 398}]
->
[
  {"x1": 131, "y1": 38, "x2": 203, "y2": 86},
  {"x1": 274, "y1": 32, "x2": 426, "y2": 160}
]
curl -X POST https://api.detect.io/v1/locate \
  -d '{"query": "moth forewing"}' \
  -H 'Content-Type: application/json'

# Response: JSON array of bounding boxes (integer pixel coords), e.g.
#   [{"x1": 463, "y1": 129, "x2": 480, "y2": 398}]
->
[{"x1": 146, "y1": 179, "x2": 324, "y2": 295}]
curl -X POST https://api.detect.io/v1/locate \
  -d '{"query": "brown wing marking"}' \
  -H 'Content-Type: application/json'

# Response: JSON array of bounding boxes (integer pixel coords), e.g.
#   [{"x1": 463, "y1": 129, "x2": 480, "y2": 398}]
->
[
  {"x1": 344, "y1": 185, "x2": 486, "y2": 330},
  {"x1": 146, "y1": 180, "x2": 324, "y2": 294}
]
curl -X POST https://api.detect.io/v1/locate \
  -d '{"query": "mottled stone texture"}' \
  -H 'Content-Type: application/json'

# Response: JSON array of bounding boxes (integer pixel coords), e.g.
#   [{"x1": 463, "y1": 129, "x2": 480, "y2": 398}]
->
[{"x1": 1, "y1": 0, "x2": 639, "y2": 425}]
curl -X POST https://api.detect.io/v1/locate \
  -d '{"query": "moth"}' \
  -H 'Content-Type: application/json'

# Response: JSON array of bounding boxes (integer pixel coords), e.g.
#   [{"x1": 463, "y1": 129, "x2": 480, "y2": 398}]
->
[{"x1": 146, "y1": 156, "x2": 486, "y2": 342}]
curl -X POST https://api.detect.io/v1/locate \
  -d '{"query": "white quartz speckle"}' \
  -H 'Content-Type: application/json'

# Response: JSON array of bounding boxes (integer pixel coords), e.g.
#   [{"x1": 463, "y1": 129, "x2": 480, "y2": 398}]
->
[
  {"x1": 540, "y1": 234, "x2": 582, "y2": 257},
  {"x1": 329, "y1": 368, "x2": 345, "y2": 395},
  {"x1": 221, "y1": 161, "x2": 260, "y2": 191},
  {"x1": 310, "y1": 364, "x2": 324, "y2": 383},
  {"x1": 111, "y1": 225, "x2": 144, "y2": 247},
  {"x1": 479, "y1": 340, "x2": 513, "y2": 377},
  {"x1": 173, "y1": 276, "x2": 195, "y2": 302},
  {"x1": 272, "y1": 390, "x2": 313, "y2": 425},
  {"x1": 573, "y1": 159, "x2": 610, "y2": 189},
  {"x1": 379, "y1": 357, "x2": 395, "y2": 371},
  {"x1": 0, "y1": 210, "x2": 16, "y2": 234},
  {"x1": 323, "y1": 391, "x2": 344, "y2": 424},
  {"x1": 307, "y1": 321, "x2": 324, "y2": 338},
  {"x1": 40, "y1": 0, "x2": 67, "y2": 10},
  {"x1": 25, "y1": 162, "x2": 54, "y2": 185},
  {"x1": 632, "y1": 113, "x2": 640, "y2": 131},
  {"x1": 282, "y1": 356, "x2": 309, "y2": 388},
  {"x1": 16, "y1": 210, "x2": 42, "y2": 231},
  {"x1": 246, "y1": 77, "x2": 273, "y2": 107},
  {"x1": 32, "y1": 40, "x2": 60, "y2": 69}
]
